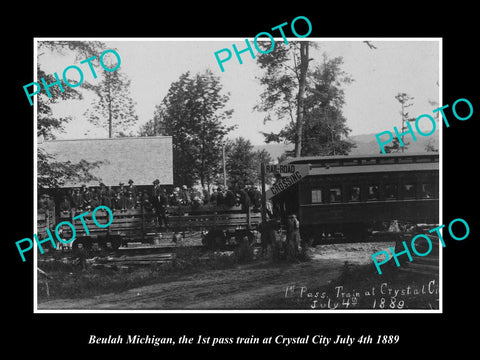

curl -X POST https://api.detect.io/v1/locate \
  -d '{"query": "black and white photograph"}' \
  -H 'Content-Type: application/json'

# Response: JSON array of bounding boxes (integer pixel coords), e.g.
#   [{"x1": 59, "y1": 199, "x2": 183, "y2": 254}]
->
[
  {"x1": 32, "y1": 38, "x2": 441, "y2": 312},
  {"x1": 6, "y1": 7, "x2": 477, "y2": 356}
]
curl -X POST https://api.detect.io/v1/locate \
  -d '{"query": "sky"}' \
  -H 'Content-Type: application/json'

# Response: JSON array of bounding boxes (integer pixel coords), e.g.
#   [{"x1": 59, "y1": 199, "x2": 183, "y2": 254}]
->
[{"x1": 38, "y1": 38, "x2": 440, "y2": 145}]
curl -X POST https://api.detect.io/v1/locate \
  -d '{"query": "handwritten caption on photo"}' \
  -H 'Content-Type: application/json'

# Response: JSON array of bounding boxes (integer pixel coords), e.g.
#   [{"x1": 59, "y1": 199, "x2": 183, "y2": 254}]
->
[{"x1": 284, "y1": 279, "x2": 439, "y2": 310}]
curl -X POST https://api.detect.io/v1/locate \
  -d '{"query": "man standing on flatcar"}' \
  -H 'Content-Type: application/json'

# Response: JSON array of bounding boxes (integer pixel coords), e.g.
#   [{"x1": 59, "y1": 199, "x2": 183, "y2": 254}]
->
[
  {"x1": 101, "y1": 185, "x2": 114, "y2": 209},
  {"x1": 81, "y1": 184, "x2": 92, "y2": 210},
  {"x1": 98, "y1": 182, "x2": 107, "y2": 198},
  {"x1": 237, "y1": 182, "x2": 251, "y2": 212},
  {"x1": 116, "y1": 183, "x2": 127, "y2": 211},
  {"x1": 180, "y1": 185, "x2": 191, "y2": 205},
  {"x1": 152, "y1": 179, "x2": 168, "y2": 230},
  {"x1": 215, "y1": 185, "x2": 225, "y2": 207},
  {"x1": 126, "y1": 179, "x2": 137, "y2": 203},
  {"x1": 252, "y1": 185, "x2": 262, "y2": 213},
  {"x1": 90, "y1": 190, "x2": 101, "y2": 209},
  {"x1": 224, "y1": 186, "x2": 237, "y2": 207},
  {"x1": 59, "y1": 192, "x2": 71, "y2": 214},
  {"x1": 152, "y1": 179, "x2": 161, "y2": 217},
  {"x1": 71, "y1": 187, "x2": 82, "y2": 211},
  {"x1": 126, "y1": 191, "x2": 136, "y2": 209}
]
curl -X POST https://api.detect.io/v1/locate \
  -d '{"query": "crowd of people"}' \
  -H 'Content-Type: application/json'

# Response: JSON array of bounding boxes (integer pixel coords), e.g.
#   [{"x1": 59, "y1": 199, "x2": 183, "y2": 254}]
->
[
  {"x1": 37, "y1": 178, "x2": 307, "y2": 263},
  {"x1": 38, "y1": 179, "x2": 264, "y2": 214}
]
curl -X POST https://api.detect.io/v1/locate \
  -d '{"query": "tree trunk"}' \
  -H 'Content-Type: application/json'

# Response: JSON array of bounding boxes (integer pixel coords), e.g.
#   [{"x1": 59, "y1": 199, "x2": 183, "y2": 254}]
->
[
  {"x1": 107, "y1": 77, "x2": 113, "y2": 138},
  {"x1": 294, "y1": 42, "x2": 309, "y2": 157}
]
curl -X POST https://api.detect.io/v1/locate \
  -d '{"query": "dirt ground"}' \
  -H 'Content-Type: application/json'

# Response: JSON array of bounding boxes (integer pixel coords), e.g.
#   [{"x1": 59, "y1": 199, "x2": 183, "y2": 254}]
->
[{"x1": 37, "y1": 241, "x2": 408, "y2": 311}]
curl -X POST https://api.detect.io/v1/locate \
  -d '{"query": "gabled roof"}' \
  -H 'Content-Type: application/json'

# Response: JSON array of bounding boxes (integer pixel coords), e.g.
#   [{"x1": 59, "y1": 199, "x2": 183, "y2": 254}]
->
[{"x1": 39, "y1": 136, "x2": 173, "y2": 187}]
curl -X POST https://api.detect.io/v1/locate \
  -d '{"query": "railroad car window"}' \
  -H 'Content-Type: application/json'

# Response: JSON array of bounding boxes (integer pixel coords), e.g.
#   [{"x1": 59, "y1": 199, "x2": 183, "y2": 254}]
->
[
  {"x1": 311, "y1": 189, "x2": 323, "y2": 203},
  {"x1": 327, "y1": 161, "x2": 341, "y2": 167},
  {"x1": 399, "y1": 157, "x2": 414, "y2": 164},
  {"x1": 403, "y1": 184, "x2": 416, "y2": 199},
  {"x1": 368, "y1": 185, "x2": 379, "y2": 200},
  {"x1": 385, "y1": 184, "x2": 398, "y2": 199},
  {"x1": 349, "y1": 186, "x2": 360, "y2": 202},
  {"x1": 329, "y1": 187, "x2": 342, "y2": 203},
  {"x1": 379, "y1": 158, "x2": 395, "y2": 164},
  {"x1": 420, "y1": 183, "x2": 434, "y2": 198}
]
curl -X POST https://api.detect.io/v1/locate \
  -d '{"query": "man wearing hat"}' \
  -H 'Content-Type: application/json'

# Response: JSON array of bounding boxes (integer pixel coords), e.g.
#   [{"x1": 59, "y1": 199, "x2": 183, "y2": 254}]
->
[
  {"x1": 59, "y1": 192, "x2": 71, "y2": 213},
  {"x1": 116, "y1": 182, "x2": 127, "y2": 211},
  {"x1": 126, "y1": 191, "x2": 136, "y2": 209},
  {"x1": 71, "y1": 187, "x2": 83, "y2": 211},
  {"x1": 101, "y1": 185, "x2": 114, "y2": 209},
  {"x1": 126, "y1": 179, "x2": 137, "y2": 204},
  {"x1": 152, "y1": 179, "x2": 167, "y2": 229},
  {"x1": 180, "y1": 185, "x2": 191, "y2": 205},
  {"x1": 215, "y1": 185, "x2": 225, "y2": 207},
  {"x1": 98, "y1": 182, "x2": 107, "y2": 201},
  {"x1": 81, "y1": 184, "x2": 92, "y2": 210}
]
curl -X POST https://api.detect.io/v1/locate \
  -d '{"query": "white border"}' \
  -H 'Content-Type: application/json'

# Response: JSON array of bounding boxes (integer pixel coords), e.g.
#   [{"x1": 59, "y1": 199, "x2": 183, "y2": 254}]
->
[{"x1": 33, "y1": 37, "x2": 443, "y2": 314}]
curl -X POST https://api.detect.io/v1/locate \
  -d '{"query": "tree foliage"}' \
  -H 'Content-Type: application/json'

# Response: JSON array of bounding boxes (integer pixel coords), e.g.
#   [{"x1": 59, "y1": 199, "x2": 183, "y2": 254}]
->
[
  {"x1": 139, "y1": 70, "x2": 234, "y2": 187},
  {"x1": 255, "y1": 42, "x2": 356, "y2": 157},
  {"x1": 37, "y1": 41, "x2": 107, "y2": 189},
  {"x1": 384, "y1": 92, "x2": 415, "y2": 153},
  {"x1": 84, "y1": 67, "x2": 138, "y2": 138},
  {"x1": 37, "y1": 149, "x2": 103, "y2": 190},
  {"x1": 225, "y1": 137, "x2": 273, "y2": 187},
  {"x1": 37, "y1": 40, "x2": 107, "y2": 139}
]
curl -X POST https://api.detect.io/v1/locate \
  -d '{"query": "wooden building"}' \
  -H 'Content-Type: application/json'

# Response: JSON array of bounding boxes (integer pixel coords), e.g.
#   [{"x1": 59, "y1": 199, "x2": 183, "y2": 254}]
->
[{"x1": 38, "y1": 136, "x2": 173, "y2": 189}]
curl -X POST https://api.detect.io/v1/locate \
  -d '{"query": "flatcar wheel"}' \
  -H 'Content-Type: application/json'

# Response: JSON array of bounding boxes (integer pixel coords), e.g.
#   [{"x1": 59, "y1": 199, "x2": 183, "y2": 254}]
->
[
  {"x1": 111, "y1": 237, "x2": 121, "y2": 250},
  {"x1": 214, "y1": 233, "x2": 227, "y2": 249}
]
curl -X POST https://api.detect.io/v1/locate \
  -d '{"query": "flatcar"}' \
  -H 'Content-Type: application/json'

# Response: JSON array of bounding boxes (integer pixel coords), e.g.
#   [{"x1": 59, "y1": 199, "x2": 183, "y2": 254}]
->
[
  {"x1": 271, "y1": 153, "x2": 439, "y2": 244},
  {"x1": 40, "y1": 203, "x2": 260, "y2": 251}
]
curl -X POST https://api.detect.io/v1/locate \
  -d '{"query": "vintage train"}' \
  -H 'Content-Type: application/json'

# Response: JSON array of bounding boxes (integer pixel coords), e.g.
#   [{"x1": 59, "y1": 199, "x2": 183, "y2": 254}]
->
[
  {"x1": 38, "y1": 152, "x2": 439, "y2": 251},
  {"x1": 270, "y1": 152, "x2": 439, "y2": 244},
  {"x1": 38, "y1": 202, "x2": 260, "y2": 251}
]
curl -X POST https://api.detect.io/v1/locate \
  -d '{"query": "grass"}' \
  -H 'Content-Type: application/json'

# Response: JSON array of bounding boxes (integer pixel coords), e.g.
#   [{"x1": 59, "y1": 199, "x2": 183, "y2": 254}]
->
[{"x1": 37, "y1": 247, "x2": 242, "y2": 302}]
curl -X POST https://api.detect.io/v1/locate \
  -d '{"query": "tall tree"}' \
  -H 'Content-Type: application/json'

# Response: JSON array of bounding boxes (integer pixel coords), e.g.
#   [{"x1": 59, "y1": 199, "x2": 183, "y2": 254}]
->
[
  {"x1": 384, "y1": 92, "x2": 415, "y2": 153},
  {"x1": 425, "y1": 98, "x2": 439, "y2": 152},
  {"x1": 37, "y1": 41, "x2": 107, "y2": 139},
  {"x1": 84, "y1": 68, "x2": 138, "y2": 138},
  {"x1": 252, "y1": 148, "x2": 274, "y2": 186},
  {"x1": 300, "y1": 56, "x2": 355, "y2": 156},
  {"x1": 256, "y1": 45, "x2": 355, "y2": 157},
  {"x1": 37, "y1": 41, "x2": 106, "y2": 189},
  {"x1": 255, "y1": 41, "x2": 312, "y2": 157},
  {"x1": 138, "y1": 107, "x2": 166, "y2": 136},
  {"x1": 140, "y1": 70, "x2": 234, "y2": 187},
  {"x1": 225, "y1": 137, "x2": 273, "y2": 187}
]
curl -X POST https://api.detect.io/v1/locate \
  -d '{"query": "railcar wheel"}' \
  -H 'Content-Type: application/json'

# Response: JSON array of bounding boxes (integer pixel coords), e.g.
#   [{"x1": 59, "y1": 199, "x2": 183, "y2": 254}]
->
[
  {"x1": 108, "y1": 236, "x2": 122, "y2": 250},
  {"x1": 203, "y1": 229, "x2": 227, "y2": 250}
]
